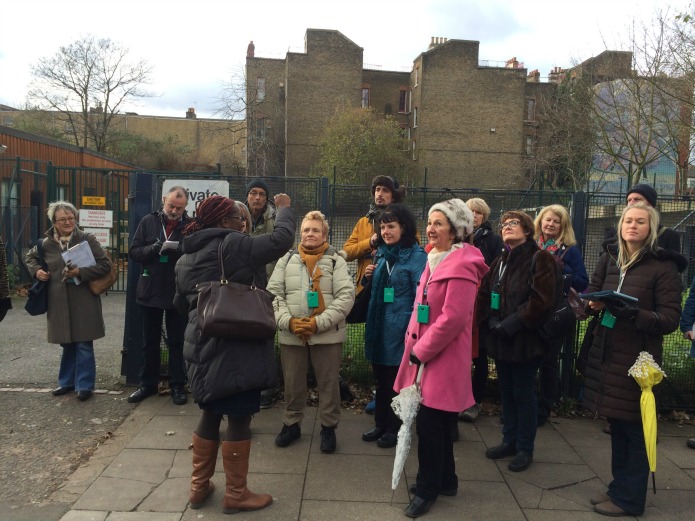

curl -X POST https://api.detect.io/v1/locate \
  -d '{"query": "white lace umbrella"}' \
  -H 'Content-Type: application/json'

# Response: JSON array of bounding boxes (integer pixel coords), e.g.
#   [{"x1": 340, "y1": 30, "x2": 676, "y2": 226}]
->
[{"x1": 391, "y1": 364, "x2": 424, "y2": 490}]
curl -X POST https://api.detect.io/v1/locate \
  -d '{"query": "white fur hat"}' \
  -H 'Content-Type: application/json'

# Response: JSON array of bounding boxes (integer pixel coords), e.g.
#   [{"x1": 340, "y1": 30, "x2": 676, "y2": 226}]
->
[{"x1": 429, "y1": 198, "x2": 475, "y2": 241}]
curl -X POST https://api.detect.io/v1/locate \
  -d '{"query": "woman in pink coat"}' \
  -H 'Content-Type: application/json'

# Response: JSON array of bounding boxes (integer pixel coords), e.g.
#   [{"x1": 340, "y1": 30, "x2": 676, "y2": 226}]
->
[{"x1": 394, "y1": 199, "x2": 489, "y2": 518}]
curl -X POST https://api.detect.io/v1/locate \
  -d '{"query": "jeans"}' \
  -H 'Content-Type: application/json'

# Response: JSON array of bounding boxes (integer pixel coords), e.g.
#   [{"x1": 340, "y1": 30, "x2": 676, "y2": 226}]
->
[
  {"x1": 496, "y1": 356, "x2": 542, "y2": 453},
  {"x1": 141, "y1": 305, "x2": 187, "y2": 389},
  {"x1": 372, "y1": 363, "x2": 401, "y2": 434},
  {"x1": 414, "y1": 404, "x2": 458, "y2": 501},
  {"x1": 607, "y1": 418, "x2": 648, "y2": 515},
  {"x1": 58, "y1": 341, "x2": 96, "y2": 391}
]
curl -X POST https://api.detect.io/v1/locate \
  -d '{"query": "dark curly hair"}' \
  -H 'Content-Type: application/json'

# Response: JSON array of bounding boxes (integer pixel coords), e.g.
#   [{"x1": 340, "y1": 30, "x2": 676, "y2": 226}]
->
[
  {"x1": 183, "y1": 196, "x2": 238, "y2": 236},
  {"x1": 377, "y1": 203, "x2": 419, "y2": 248}
]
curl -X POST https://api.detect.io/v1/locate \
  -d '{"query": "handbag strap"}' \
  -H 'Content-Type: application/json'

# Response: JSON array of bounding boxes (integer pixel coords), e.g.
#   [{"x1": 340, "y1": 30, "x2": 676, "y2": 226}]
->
[
  {"x1": 36, "y1": 239, "x2": 48, "y2": 270},
  {"x1": 217, "y1": 238, "x2": 259, "y2": 288},
  {"x1": 217, "y1": 241, "x2": 228, "y2": 284}
]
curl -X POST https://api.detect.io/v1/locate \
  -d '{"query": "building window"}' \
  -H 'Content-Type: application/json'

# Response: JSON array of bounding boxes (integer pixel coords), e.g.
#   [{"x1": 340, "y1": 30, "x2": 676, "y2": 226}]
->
[
  {"x1": 408, "y1": 90, "x2": 412, "y2": 113},
  {"x1": 526, "y1": 98, "x2": 536, "y2": 121},
  {"x1": 413, "y1": 107, "x2": 418, "y2": 128},
  {"x1": 2, "y1": 115, "x2": 13, "y2": 126},
  {"x1": 361, "y1": 87, "x2": 370, "y2": 108},
  {"x1": 399, "y1": 89, "x2": 410, "y2": 113},
  {"x1": 256, "y1": 118, "x2": 266, "y2": 140},
  {"x1": 526, "y1": 136, "x2": 534, "y2": 156},
  {"x1": 412, "y1": 140, "x2": 417, "y2": 160},
  {"x1": 257, "y1": 78, "x2": 266, "y2": 102},
  {"x1": 414, "y1": 66, "x2": 419, "y2": 87}
]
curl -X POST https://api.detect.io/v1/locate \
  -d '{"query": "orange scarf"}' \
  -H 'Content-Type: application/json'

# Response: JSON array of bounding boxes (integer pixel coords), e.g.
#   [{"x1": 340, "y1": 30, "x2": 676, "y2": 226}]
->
[{"x1": 298, "y1": 242, "x2": 329, "y2": 316}]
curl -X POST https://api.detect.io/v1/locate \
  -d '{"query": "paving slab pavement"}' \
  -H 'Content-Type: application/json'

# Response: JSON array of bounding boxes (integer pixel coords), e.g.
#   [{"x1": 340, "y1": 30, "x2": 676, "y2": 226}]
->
[{"x1": 35, "y1": 395, "x2": 695, "y2": 521}]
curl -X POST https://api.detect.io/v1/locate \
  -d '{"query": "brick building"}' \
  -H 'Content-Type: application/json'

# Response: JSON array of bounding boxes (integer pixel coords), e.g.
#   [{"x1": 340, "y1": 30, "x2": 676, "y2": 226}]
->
[{"x1": 246, "y1": 29, "x2": 557, "y2": 188}]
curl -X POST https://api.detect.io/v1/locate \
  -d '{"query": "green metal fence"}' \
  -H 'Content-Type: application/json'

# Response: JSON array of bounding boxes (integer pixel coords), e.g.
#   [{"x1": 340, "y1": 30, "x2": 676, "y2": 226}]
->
[{"x1": 4, "y1": 160, "x2": 695, "y2": 410}]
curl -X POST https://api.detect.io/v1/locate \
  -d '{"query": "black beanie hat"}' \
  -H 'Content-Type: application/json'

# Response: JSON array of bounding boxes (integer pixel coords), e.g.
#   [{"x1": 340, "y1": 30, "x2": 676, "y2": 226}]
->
[
  {"x1": 246, "y1": 178, "x2": 270, "y2": 197},
  {"x1": 371, "y1": 175, "x2": 406, "y2": 203},
  {"x1": 626, "y1": 183, "x2": 657, "y2": 207}
]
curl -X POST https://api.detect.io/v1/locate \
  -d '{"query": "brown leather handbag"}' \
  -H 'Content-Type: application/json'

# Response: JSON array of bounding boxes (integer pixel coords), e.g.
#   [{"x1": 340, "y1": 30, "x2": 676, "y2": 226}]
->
[
  {"x1": 89, "y1": 251, "x2": 118, "y2": 295},
  {"x1": 196, "y1": 242, "x2": 276, "y2": 340}
]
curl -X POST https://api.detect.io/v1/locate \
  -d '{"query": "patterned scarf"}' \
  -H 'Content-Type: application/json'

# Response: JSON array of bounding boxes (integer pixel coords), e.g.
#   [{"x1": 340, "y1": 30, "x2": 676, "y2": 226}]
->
[
  {"x1": 298, "y1": 242, "x2": 330, "y2": 317},
  {"x1": 538, "y1": 235, "x2": 561, "y2": 255},
  {"x1": 364, "y1": 244, "x2": 401, "y2": 352}
]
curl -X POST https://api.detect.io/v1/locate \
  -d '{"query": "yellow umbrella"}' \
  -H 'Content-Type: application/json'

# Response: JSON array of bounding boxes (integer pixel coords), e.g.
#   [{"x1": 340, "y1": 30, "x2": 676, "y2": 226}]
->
[{"x1": 628, "y1": 351, "x2": 666, "y2": 494}]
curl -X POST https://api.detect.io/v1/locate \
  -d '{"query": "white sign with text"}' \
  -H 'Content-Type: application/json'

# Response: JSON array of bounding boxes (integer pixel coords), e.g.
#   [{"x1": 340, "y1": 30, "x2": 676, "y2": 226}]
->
[
  {"x1": 79, "y1": 209, "x2": 113, "y2": 228},
  {"x1": 162, "y1": 180, "x2": 230, "y2": 217}
]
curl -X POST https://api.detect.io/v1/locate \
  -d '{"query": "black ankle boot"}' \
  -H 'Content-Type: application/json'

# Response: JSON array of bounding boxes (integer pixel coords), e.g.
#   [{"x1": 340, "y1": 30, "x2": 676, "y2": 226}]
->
[{"x1": 485, "y1": 441, "x2": 516, "y2": 459}]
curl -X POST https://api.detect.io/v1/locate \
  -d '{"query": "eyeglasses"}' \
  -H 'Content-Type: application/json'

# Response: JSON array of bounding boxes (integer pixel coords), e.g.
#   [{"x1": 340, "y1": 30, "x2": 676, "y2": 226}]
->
[
  {"x1": 227, "y1": 215, "x2": 246, "y2": 222},
  {"x1": 499, "y1": 220, "x2": 521, "y2": 230},
  {"x1": 55, "y1": 217, "x2": 76, "y2": 224},
  {"x1": 248, "y1": 190, "x2": 267, "y2": 198}
]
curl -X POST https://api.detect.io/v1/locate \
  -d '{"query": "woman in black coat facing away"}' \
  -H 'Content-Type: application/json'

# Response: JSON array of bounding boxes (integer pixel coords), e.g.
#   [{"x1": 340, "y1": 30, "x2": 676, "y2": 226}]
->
[{"x1": 174, "y1": 194, "x2": 295, "y2": 514}]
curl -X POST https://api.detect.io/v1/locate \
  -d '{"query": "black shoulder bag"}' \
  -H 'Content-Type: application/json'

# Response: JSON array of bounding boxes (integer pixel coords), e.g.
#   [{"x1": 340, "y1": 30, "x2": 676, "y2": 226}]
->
[{"x1": 25, "y1": 240, "x2": 49, "y2": 316}]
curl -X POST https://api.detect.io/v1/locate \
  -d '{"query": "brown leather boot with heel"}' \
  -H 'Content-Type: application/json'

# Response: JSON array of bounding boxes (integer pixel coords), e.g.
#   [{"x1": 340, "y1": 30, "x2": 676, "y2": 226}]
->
[
  {"x1": 189, "y1": 433, "x2": 219, "y2": 509},
  {"x1": 221, "y1": 440, "x2": 273, "y2": 514}
]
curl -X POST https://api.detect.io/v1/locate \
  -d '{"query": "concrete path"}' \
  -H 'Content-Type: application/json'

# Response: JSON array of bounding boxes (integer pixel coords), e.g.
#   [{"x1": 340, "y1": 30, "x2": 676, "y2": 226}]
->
[{"x1": 42, "y1": 396, "x2": 695, "y2": 521}]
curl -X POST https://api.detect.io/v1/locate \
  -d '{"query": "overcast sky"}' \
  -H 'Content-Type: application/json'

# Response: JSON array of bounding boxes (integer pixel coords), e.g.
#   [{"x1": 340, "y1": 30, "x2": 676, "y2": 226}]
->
[{"x1": 0, "y1": 0, "x2": 687, "y2": 119}]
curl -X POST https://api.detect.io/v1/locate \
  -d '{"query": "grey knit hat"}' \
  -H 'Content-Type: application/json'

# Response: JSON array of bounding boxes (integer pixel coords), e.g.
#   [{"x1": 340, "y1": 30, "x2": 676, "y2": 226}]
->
[{"x1": 429, "y1": 198, "x2": 475, "y2": 241}]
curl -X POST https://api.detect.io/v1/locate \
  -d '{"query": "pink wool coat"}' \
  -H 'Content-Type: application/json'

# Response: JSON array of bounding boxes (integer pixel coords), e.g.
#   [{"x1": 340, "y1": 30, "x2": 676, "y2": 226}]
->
[{"x1": 394, "y1": 244, "x2": 489, "y2": 412}]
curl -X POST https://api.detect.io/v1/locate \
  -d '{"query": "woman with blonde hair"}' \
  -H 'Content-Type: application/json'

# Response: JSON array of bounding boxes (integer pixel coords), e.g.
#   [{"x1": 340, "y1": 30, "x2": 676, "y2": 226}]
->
[
  {"x1": 460, "y1": 197, "x2": 504, "y2": 423},
  {"x1": 268, "y1": 210, "x2": 354, "y2": 453},
  {"x1": 235, "y1": 201, "x2": 252, "y2": 234},
  {"x1": 533, "y1": 204, "x2": 588, "y2": 425},
  {"x1": 583, "y1": 202, "x2": 685, "y2": 516}
]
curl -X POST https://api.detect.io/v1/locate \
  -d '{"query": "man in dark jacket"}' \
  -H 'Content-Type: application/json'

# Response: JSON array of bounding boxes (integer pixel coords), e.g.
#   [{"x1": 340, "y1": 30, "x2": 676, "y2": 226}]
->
[
  {"x1": 603, "y1": 183, "x2": 680, "y2": 253},
  {"x1": 128, "y1": 186, "x2": 191, "y2": 405}
]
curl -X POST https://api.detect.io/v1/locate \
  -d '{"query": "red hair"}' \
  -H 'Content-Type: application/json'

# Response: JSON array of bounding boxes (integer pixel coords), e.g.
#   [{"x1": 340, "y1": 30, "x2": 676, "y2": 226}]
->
[{"x1": 183, "y1": 196, "x2": 237, "y2": 236}]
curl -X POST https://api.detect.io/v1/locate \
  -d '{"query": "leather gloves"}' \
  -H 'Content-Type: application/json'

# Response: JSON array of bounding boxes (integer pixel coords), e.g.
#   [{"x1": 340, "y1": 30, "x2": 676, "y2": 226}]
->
[
  {"x1": 409, "y1": 352, "x2": 422, "y2": 365},
  {"x1": 605, "y1": 299, "x2": 639, "y2": 320},
  {"x1": 292, "y1": 317, "x2": 318, "y2": 342}
]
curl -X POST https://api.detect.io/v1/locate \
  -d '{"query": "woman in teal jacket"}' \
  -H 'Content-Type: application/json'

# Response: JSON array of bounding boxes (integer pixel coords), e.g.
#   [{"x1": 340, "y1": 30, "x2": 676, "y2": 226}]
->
[{"x1": 362, "y1": 204, "x2": 426, "y2": 448}]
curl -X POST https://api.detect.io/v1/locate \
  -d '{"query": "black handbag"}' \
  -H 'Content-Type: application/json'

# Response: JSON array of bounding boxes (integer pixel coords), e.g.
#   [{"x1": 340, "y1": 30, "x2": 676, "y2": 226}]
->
[
  {"x1": 346, "y1": 278, "x2": 372, "y2": 324},
  {"x1": 532, "y1": 252, "x2": 577, "y2": 341},
  {"x1": 196, "y1": 242, "x2": 276, "y2": 340},
  {"x1": 25, "y1": 240, "x2": 49, "y2": 316}
]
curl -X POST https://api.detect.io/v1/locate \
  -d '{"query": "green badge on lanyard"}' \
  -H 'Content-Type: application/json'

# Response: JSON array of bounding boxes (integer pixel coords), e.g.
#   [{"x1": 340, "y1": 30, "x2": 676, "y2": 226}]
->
[
  {"x1": 417, "y1": 304, "x2": 430, "y2": 324},
  {"x1": 491, "y1": 292, "x2": 500, "y2": 310},
  {"x1": 159, "y1": 255, "x2": 169, "y2": 263},
  {"x1": 384, "y1": 287, "x2": 394, "y2": 303},
  {"x1": 601, "y1": 309, "x2": 617, "y2": 328},
  {"x1": 307, "y1": 291, "x2": 319, "y2": 308}
]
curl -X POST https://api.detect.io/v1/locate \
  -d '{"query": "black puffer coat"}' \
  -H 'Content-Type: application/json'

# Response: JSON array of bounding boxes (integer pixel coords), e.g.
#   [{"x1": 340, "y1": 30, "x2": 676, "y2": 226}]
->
[
  {"x1": 173, "y1": 207, "x2": 296, "y2": 404},
  {"x1": 582, "y1": 244, "x2": 686, "y2": 422},
  {"x1": 472, "y1": 221, "x2": 504, "y2": 267},
  {"x1": 477, "y1": 239, "x2": 557, "y2": 363}
]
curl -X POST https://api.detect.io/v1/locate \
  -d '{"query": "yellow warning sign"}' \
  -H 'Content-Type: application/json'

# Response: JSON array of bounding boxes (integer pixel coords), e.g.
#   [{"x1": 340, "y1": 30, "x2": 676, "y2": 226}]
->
[{"x1": 82, "y1": 196, "x2": 106, "y2": 206}]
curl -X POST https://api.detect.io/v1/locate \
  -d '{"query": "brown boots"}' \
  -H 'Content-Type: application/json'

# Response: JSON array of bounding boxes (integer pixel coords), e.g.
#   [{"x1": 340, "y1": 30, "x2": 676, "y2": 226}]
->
[
  {"x1": 221, "y1": 439, "x2": 273, "y2": 514},
  {"x1": 189, "y1": 433, "x2": 218, "y2": 509}
]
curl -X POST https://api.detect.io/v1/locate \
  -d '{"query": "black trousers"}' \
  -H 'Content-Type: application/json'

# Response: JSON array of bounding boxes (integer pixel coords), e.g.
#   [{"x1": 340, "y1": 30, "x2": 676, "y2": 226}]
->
[
  {"x1": 140, "y1": 305, "x2": 187, "y2": 389},
  {"x1": 414, "y1": 404, "x2": 458, "y2": 501},
  {"x1": 471, "y1": 328, "x2": 490, "y2": 403},
  {"x1": 372, "y1": 363, "x2": 401, "y2": 434}
]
